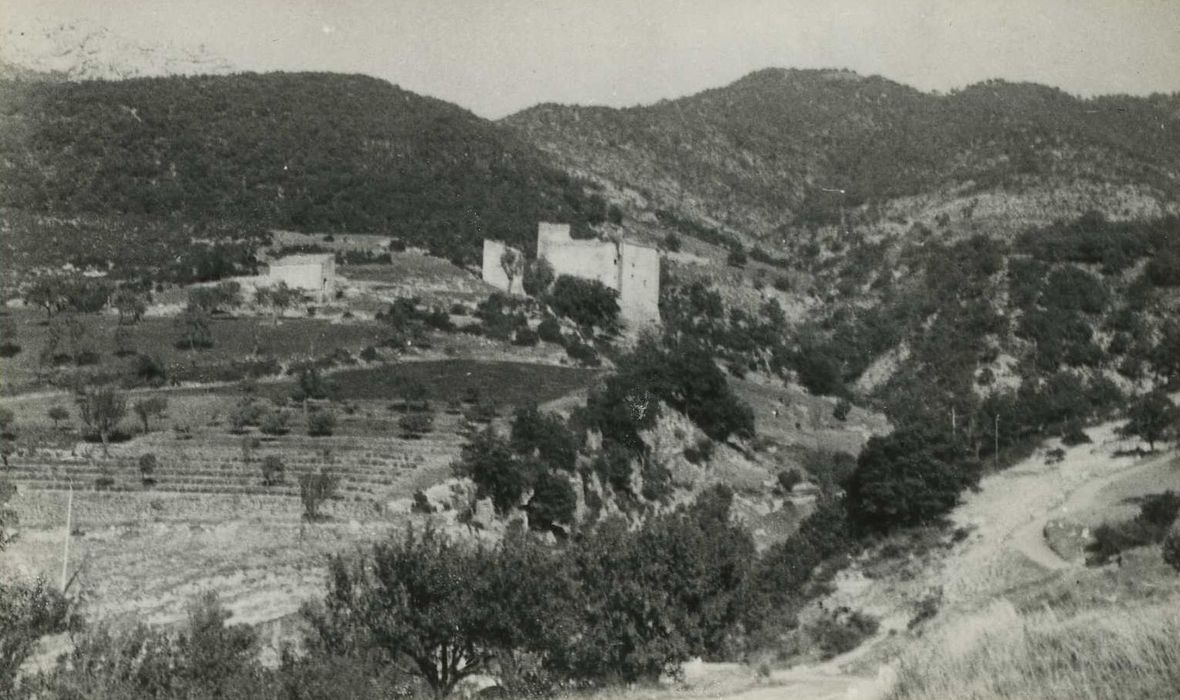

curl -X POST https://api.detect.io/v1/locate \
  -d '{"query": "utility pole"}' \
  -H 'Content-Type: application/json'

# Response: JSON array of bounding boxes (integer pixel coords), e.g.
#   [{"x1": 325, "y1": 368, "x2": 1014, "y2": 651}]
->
[
  {"x1": 994, "y1": 414, "x2": 1000, "y2": 471},
  {"x1": 60, "y1": 484, "x2": 73, "y2": 592}
]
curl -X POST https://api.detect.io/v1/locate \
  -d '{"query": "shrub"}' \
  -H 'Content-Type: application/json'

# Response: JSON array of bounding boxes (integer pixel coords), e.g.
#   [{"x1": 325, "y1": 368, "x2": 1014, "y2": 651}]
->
[
  {"x1": 1163, "y1": 522, "x2": 1180, "y2": 572},
  {"x1": 512, "y1": 326, "x2": 539, "y2": 347},
  {"x1": 811, "y1": 609, "x2": 879, "y2": 659},
  {"x1": 1086, "y1": 491, "x2": 1180, "y2": 565},
  {"x1": 1061, "y1": 419, "x2": 1091, "y2": 446},
  {"x1": 261, "y1": 455, "x2": 285, "y2": 486},
  {"x1": 565, "y1": 339, "x2": 600, "y2": 366},
  {"x1": 307, "y1": 410, "x2": 336, "y2": 437},
  {"x1": 47, "y1": 405, "x2": 69, "y2": 429},
  {"x1": 398, "y1": 412, "x2": 434, "y2": 439},
  {"x1": 777, "y1": 469, "x2": 803, "y2": 494},
  {"x1": 411, "y1": 489, "x2": 435, "y2": 514},
  {"x1": 134, "y1": 353, "x2": 167, "y2": 386},
  {"x1": 537, "y1": 317, "x2": 563, "y2": 344},
  {"x1": 727, "y1": 247, "x2": 747, "y2": 267},
  {"x1": 683, "y1": 436, "x2": 714, "y2": 464},
  {"x1": 663, "y1": 233, "x2": 682, "y2": 252},
  {"x1": 260, "y1": 410, "x2": 290, "y2": 436},
  {"x1": 833, "y1": 399, "x2": 851, "y2": 421}
]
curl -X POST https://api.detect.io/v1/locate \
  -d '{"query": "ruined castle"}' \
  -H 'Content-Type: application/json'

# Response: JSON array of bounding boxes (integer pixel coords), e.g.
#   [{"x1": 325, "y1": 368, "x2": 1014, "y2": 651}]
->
[{"x1": 482, "y1": 222, "x2": 660, "y2": 327}]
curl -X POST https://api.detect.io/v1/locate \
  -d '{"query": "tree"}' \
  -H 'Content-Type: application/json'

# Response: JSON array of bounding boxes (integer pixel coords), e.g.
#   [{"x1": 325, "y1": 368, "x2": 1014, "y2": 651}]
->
[
  {"x1": 139, "y1": 454, "x2": 157, "y2": 487},
  {"x1": 510, "y1": 404, "x2": 578, "y2": 472},
  {"x1": 258, "y1": 281, "x2": 299, "y2": 326},
  {"x1": 452, "y1": 428, "x2": 538, "y2": 514},
  {"x1": 24, "y1": 277, "x2": 67, "y2": 319},
  {"x1": 0, "y1": 577, "x2": 73, "y2": 688},
  {"x1": 526, "y1": 472, "x2": 576, "y2": 533},
  {"x1": 132, "y1": 396, "x2": 168, "y2": 433},
  {"x1": 174, "y1": 305, "x2": 213, "y2": 350},
  {"x1": 261, "y1": 455, "x2": 285, "y2": 486},
  {"x1": 500, "y1": 249, "x2": 523, "y2": 294},
  {"x1": 846, "y1": 428, "x2": 980, "y2": 533},
  {"x1": 546, "y1": 276, "x2": 620, "y2": 333},
  {"x1": 1119, "y1": 390, "x2": 1178, "y2": 452},
  {"x1": 299, "y1": 469, "x2": 339, "y2": 521},
  {"x1": 522, "y1": 258, "x2": 555, "y2": 297},
  {"x1": 111, "y1": 288, "x2": 147, "y2": 325},
  {"x1": 76, "y1": 385, "x2": 128, "y2": 455},
  {"x1": 303, "y1": 527, "x2": 570, "y2": 699},
  {"x1": 48, "y1": 405, "x2": 69, "y2": 430}
]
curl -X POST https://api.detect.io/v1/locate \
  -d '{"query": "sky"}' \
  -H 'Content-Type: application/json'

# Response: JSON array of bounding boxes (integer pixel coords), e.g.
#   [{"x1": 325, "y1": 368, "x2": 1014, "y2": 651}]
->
[{"x1": 2, "y1": 0, "x2": 1179, "y2": 118}]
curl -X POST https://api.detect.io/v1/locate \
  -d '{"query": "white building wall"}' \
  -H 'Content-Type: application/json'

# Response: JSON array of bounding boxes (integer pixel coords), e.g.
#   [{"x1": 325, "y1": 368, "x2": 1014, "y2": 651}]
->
[{"x1": 618, "y1": 242, "x2": 661, "y2": 325}]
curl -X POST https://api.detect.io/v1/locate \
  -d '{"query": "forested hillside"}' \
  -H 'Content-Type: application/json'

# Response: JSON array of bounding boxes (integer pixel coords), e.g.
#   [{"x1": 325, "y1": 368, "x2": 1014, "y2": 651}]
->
[
  {"x1": 505, "y1": 68, "x2": 1180, "y2": 239},
  {"x1": 0, "y1": 72, "x2": 607, "y2": 261}
]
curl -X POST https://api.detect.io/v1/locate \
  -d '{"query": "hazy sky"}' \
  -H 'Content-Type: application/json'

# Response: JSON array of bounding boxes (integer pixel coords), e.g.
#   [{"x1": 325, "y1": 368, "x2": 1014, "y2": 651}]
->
[{"x1": 3, "y1": 0, "x2": 1179, "y2": 118}]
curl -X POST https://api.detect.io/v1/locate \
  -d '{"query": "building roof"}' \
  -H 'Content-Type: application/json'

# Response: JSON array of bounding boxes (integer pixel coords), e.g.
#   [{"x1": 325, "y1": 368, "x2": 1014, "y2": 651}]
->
[{"x1": 270, "y1": 253, "x2": 334, "y2": 266}]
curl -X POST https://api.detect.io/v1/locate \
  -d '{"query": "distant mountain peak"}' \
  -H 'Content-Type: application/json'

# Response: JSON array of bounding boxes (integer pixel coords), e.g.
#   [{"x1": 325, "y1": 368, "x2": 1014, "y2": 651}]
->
[{"x1": 0, "y1": 21, "x2": 234, "y2": 82}]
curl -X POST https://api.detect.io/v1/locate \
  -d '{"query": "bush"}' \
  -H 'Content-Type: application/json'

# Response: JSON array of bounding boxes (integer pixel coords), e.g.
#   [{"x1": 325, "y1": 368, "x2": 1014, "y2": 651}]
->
[
  {"x1": 663, "y1": 233, "x2": 682, "y2": 252},
  {"x1": 398, "y1": 412, "x2": 434, "y2": 439},
  {"x1": 1086, "y1": 491, "x2": 1180, "y2": 565},
  {"x1": 811, "y1": 609, "x2": 879, "y2": 659},
  {"x1": 537, "y1": 317, "x2": 563, "y2": 344},
  {"x1": 261, "y1": 455, "x2": 285, "y2": 486},
  {"x1": 727, "y1": 247, "x2": 747, "y2": 267},
  {"x1": 565, "y1": 339, "x2": 600, "y2": 366},
  {"x1": 683, "y1": 436, "x2": 714, "y2": 464},
  {"x1": 833, "y1": 399, "x2": 851, "y2": 421},
  {"x1": 260, "y1": 410, "x2": 290, "y2": 436},
  {"x1": 411, "y1": 489, "x2": 435, "y2": 514},
  {"x1": 510, "y1": 404, "x2": 579, "y2": 473},
  {"x1": 1163, "y1": 522, "x2": 1180, "y2": 572},
  {"x1": 846, "y1": 429, "x2": 980, "y2": 533},
  {"x1": 512, "y1": 326, "x2": 539, "y2": 347},
  {"x1": 777, "y1": 469, "x2": 803, "y2": 494},
  {"x1": 307, "y1": 410, "x2": 336, "y2": 437}
]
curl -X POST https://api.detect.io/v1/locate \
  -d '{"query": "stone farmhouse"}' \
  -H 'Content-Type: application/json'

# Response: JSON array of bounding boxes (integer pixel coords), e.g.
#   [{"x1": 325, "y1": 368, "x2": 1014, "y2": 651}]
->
[
  {"x1": 482, "y1": 222, "x2": 660, "y2": 326},
  {"x1": 267, "y1": 253, "x2": 336, "y2": 302}
]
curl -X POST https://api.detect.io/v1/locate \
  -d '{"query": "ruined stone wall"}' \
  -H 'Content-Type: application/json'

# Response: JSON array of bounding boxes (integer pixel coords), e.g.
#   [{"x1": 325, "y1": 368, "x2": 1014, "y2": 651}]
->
[{"x1": 268, "y1": 259, "x2": 335, "y2": 300}]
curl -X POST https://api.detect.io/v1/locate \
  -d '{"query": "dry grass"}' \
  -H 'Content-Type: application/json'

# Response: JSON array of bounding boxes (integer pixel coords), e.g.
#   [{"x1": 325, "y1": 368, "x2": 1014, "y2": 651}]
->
[{"x1": 889, "y1": 597, "x2": 1180, "y2": 700}]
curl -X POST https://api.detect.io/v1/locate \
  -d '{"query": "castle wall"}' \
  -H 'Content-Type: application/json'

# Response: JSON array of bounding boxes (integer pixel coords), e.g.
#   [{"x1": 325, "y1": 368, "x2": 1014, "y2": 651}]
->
[
  {"x1": 618, "y1": 242, "x2": 661, "y2": 325},
  {"x1": 481, "y1": 240, "x2": 525, "y2": 295},
  {"x1": 534, "y1": 222, "x2": 661, "y2": 328}
]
